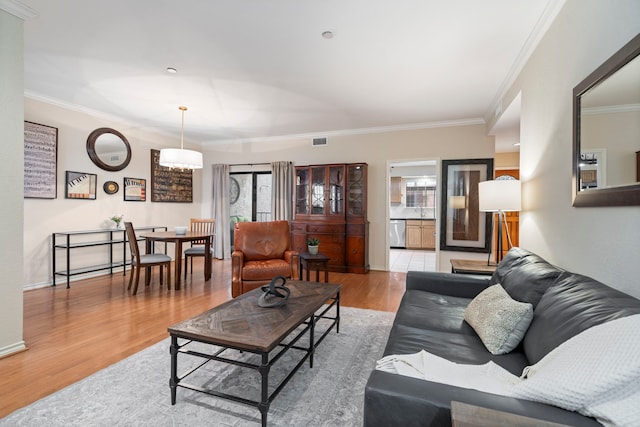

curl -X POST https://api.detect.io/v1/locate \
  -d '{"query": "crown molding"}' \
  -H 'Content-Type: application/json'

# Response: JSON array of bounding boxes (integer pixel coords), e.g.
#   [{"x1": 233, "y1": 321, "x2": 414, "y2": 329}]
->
[
  {"x1": 24, "y1": 91, "x2": 180, "y2": 144},
  {"x1": 26, "y1": 90, "x2": 485, "y2": 148},
  {"x1": 204, "y1": 118, "x2": 486, "y2": 146},
  {"x1": 485, "y1": 0, "x2": 567, "y2": 123},
  {"x1": 0, "y1": 0, "x2": 38, "y2": 20},
  {"x1": 582, "y1": 104, "x2": 640, "y2": 115}
]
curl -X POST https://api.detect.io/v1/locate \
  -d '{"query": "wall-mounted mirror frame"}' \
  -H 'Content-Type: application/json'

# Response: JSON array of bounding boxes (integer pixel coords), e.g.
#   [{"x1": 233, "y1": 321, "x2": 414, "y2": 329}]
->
[
  {"x1": 572, "y1": 33, "x2": 640, "y2": 207},
  {"x1": 86, "y1": 127, "x2": 132, "y2": 172}
]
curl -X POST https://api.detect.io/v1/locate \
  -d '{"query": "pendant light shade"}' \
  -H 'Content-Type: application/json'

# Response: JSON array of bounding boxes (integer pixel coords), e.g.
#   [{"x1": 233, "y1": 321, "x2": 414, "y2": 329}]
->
[{"x1": 159, "y1": 106, "x2": 203, "y2": 169}]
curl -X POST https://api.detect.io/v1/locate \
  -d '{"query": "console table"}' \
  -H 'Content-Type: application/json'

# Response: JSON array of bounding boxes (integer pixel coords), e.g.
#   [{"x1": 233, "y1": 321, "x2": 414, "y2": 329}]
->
[{"x1": 52, "y1": 226, "x2": 166, "y2": 288}]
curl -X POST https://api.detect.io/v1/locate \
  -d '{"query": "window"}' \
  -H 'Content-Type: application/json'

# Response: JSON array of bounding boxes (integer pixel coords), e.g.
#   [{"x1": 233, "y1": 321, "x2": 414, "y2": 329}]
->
[
  {"x1": 230, "y1": 172, "x2": 272, "y2": 221},
  {"x1": 405, "y1": 180, "x2": 436, "y2": 208}
]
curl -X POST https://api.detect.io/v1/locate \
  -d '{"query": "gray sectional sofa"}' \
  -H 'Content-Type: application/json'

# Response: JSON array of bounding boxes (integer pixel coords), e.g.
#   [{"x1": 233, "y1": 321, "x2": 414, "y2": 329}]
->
[{"x1": 364, "y1": 247, "x2": 640, "y2": 426}]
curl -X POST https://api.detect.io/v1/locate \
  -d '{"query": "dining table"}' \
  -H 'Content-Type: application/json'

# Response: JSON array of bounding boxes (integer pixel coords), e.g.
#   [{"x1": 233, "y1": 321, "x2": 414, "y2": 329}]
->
[{"x1": 140, "y1": 230, "x2": 214, "y2": 290}]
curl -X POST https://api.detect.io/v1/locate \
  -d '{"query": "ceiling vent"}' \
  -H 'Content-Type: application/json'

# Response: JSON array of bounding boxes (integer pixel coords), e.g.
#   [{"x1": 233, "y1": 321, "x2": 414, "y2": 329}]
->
[{"x1": 312, "y1": 137, "x2": 328, "y2": 147}]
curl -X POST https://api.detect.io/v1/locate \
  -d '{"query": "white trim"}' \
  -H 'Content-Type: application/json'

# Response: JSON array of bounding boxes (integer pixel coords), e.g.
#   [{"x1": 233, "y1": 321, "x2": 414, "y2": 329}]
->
[
  {"x1": 485, "y1": 0, "x2": 567, "y2": 123},
  {"x1": 205, "y1": 118, "x2": 485, "y2": 146},
  {"x1": 582, "y1": 104, "x2": 640, "y2": 115},
  {"x1": 0, "y1": 0, "x2": 37, "y2": 19},
  {"x1": 26, "y1": 91, "x2": 484, "y2": 148},
  {"x1": 0, "y1": 341, "x2": 27, "y2": 359}
]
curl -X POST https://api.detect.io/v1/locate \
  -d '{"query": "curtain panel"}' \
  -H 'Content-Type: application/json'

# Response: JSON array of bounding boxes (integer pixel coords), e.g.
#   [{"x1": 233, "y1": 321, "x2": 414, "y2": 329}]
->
[
  {"x1": 211, "y1": 164, "x2": 230, "y2": 259},
  {"x1": 271, "y1": 161, "x2": 295, "y2": 221}
]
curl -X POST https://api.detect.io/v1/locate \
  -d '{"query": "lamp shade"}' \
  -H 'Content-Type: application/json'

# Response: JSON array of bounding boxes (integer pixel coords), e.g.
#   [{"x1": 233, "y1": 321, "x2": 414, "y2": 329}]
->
[
  {"x1": 159, "y1": 148, "x2": 203, "y2": 169},
  {"x1": 478, "y1": 180, "x2": 521, "y2": 212}
]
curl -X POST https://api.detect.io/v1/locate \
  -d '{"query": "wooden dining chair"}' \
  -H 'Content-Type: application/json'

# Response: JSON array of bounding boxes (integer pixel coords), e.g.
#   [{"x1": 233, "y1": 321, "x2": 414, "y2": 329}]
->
[
  {"x1": 124, "y1": 222, "x2": 172, "y2": 295},
  {"x1": 184, "y1": 218, "x2": 215, "y2": 279}
]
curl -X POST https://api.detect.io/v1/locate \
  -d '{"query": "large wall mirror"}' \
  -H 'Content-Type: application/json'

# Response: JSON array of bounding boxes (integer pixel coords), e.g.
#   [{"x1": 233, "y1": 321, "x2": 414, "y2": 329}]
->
[
  {"x1": 573, "y1": 33, "x2": 640, "y2": 207},
  {"x1": 86, "y1": 128, "x2": 132, "y2": 172}
]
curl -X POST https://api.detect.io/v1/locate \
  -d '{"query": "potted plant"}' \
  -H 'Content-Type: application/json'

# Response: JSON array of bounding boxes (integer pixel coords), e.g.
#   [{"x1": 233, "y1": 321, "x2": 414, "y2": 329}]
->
[
  {"x1": 307, "y1": 237, "x2": 320, "y2": 255},
  {"x1": 110, "y1": 214, "x2": 124, "y2": 229}
]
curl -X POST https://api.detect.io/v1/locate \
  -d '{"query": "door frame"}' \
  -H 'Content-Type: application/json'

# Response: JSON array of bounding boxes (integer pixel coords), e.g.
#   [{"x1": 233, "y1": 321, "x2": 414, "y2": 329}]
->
[{"x1": 386, "y1": 158, "x2": 441, "y2": 272}]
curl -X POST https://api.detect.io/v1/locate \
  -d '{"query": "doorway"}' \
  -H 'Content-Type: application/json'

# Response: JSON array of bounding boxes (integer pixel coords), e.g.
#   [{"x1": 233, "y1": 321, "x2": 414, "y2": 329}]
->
[{"x1": 387, "y1": 159, "x2": 439, "y2": 273}]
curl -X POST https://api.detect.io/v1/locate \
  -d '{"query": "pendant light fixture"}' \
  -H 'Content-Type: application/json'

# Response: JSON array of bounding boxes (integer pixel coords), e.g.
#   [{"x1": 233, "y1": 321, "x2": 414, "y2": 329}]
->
[{"x1": 159, "y1": 106, "x2": 203, "y2": 169}]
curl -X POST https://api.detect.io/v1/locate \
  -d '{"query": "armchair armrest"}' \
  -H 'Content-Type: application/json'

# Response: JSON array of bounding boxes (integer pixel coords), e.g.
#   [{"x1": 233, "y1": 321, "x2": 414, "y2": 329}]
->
[
  {"x1": 231, "y1": 250, "x2": 244, "y2": 296},
  {"x1": 284, "y1": 250, "x2": 299, "y2": 280},
  {"x1": 406, "y1": 271, "x2": 491, "y2": 299}
]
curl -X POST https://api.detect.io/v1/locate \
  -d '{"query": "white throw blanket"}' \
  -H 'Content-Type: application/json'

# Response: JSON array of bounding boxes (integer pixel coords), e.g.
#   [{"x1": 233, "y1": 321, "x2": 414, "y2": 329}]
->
[{"x1": 376, "y1": 314, "x2": 640, "y2": 427}]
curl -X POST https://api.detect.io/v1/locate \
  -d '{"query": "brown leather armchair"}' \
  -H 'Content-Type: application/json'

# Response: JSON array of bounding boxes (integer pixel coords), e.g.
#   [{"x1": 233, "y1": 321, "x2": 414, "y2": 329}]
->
[{"x1": 231, "y1": 220, "x2": 299, "y2": 297}]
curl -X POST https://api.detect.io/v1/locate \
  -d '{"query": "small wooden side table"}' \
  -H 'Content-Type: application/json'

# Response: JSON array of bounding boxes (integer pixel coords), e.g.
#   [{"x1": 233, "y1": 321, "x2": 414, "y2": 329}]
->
[
  {"x1": 450, "y1": 259, "x2": 497, "y2": 276},
  {"x1": 451, "y1": 401, "x2": 571, "y2": 427},
  {"x1": 299, "y1": 252, "x2": 330, "y2": 283}
]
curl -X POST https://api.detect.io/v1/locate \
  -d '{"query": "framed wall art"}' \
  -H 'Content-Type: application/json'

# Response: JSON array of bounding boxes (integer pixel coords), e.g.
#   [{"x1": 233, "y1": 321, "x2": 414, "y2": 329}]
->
[
  {"x1": 150, "y1": 149, "x2": 193, "y2": 203},
  {"x1": 65, "y1": 171, "x2": 97, "y2": 200},
  {"x1": 439, "y1": 158, "x2": 493, "y2": 252},
  {"x1": 124, "y1": 177, "x2": 146, "y2": 201},
  {"x1": 24, "y1": 121, "x2": 58, "y2": 199}
]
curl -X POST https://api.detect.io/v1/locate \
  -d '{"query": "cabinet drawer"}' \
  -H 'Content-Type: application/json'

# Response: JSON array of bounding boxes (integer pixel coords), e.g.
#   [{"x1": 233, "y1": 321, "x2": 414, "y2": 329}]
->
[
  {"x1": 346, "y1": 223, "x2": 366, "y2": 234},
  {"x1": 291, "y1": 222, "x2": 308, "y2": 232},
  {"x1": 307, "y1": 223, "x2": 345, "y2": 233},
  {"x1": 406, "y1": 220, "x2": 422, "y2": 226}
]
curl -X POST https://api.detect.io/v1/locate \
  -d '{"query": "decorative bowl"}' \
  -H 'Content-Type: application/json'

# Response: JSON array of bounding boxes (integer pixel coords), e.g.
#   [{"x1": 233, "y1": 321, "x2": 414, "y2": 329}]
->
[{"x1": 174, "y1": 226, "x2": 188, "y2": 235}]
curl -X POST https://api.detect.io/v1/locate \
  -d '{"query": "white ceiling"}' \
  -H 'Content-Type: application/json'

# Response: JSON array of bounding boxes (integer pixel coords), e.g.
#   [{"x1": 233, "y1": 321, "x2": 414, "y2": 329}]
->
[{"x1": 16, "y1": 0, "x2": 560, "y2": 149}]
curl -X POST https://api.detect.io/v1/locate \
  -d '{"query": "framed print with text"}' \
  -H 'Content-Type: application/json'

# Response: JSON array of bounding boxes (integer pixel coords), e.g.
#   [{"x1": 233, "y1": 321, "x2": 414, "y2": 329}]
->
[
  {"x1": 124, "y1": 177, "x2": 146, "y2": 201},
  {"x1": 439, "y1": 158, "x2": 493, "y2": 252}
]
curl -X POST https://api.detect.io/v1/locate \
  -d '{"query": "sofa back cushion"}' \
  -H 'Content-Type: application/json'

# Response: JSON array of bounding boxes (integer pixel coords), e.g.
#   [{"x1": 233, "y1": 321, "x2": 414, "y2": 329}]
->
[
  {"x1": 523, "y1": 271, "x2": 640, "y2": 364},
  {"x1": 490, "y1": 247, "x2": 564, "y2": 308}
]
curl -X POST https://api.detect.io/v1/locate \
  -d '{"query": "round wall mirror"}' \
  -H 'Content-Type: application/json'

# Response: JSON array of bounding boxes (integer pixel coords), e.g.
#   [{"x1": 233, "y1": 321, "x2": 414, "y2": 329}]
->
[{"x1": 86, "y1": 128, "x2": 132, "y2": 171}]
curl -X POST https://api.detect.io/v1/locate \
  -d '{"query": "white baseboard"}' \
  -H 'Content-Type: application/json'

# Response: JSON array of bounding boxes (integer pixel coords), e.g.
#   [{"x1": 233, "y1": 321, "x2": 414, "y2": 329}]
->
[{"x1": 0, "y1": 341, "x2": 27, "y2": 359}]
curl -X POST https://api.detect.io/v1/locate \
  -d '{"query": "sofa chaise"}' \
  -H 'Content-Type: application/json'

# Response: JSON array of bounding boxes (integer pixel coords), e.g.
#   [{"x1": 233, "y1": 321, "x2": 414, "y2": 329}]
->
[{"x1": 364, "y1": 247, "x2": 640, "y2": 426}]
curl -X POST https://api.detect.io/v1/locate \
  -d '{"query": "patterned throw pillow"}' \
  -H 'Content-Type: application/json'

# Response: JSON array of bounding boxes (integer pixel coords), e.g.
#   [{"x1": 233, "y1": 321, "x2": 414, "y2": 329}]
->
[{"x1": 464, "y1": 284, "x2": 533, "y2": 355}]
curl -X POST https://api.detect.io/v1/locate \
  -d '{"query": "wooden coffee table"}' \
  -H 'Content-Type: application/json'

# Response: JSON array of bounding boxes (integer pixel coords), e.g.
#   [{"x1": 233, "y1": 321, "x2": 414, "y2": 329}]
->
[{"x1": 168, "y1": 280, "x2": 341, "y2": 426}]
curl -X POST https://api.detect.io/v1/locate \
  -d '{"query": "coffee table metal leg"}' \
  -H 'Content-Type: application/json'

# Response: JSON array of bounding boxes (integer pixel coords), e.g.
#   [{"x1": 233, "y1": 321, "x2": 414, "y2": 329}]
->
[
  {"x1": 336, "y1": 291, "x2": 341, "y2": 333},
  {"x1": 169, "y1": 335, "x2": 178, "y2": 405},
  {"x1": 309, "y1": 313, "x2": 315, "y2": 368},
  {"x1": 258, "y1": 353, "x2": 269, "y2": 427}
]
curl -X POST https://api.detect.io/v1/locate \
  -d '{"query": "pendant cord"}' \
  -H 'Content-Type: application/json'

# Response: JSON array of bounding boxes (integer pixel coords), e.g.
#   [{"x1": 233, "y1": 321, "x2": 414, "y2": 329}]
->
[{"x1": 179, "y1": 105, "x2": 187, "y2": 150}]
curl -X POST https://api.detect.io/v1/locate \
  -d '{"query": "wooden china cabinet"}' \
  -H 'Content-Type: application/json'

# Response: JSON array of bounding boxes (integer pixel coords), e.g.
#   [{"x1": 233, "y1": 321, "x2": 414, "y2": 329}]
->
[{"x1": 292, "y1": 163, "x2": 369, "y2": 273}]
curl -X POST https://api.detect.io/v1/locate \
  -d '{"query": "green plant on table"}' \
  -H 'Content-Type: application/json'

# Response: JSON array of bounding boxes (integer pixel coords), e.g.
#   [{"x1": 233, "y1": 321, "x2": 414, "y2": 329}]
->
[{"x1": 110, "y1": 214, "x2": 124, "y2": 228}]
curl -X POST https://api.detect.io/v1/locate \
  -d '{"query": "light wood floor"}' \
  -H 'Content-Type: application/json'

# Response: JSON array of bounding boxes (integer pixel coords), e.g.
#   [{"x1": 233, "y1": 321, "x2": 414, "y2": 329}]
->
[{"x1": 0, "y1": 259, "x2": 406, "y2": 418}]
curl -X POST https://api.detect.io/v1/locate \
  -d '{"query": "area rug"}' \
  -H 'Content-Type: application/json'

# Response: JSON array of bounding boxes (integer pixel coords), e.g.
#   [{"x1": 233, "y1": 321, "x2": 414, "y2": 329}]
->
[{"x1": 2, "y1": 307, "x2": 395, "y2": 427}]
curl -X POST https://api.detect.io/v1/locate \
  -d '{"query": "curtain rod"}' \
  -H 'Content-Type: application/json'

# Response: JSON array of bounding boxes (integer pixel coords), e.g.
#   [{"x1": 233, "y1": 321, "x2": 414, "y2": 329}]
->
[{"x1": 229, "y1": 162, "x2": 271, "y2": 166}]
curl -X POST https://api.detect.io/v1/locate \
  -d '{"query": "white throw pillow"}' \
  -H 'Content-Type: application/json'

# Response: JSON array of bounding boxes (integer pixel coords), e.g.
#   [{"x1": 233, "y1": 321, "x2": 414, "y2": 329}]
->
[
  {"x1": 464, "y1": 284, "x2": 533, "y2": 355},
  {"x1": 511, "y1": 314, "x2": 640, "y2": 427}
]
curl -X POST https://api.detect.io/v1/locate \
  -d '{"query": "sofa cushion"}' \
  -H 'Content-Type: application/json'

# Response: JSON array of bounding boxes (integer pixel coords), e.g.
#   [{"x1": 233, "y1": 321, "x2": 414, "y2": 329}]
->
[
  {"x1": 393, "y1": 290, "x2": 477, "y2": 335},
  {"x1": 490, "y1": 247, "x2": 564, "y2": 308},
  {"x1": 464, "y1": 284, "x2": 533, "y2": 355},
  {"x1": 523, "y1": 271, "x2": 640, "y2": 364},
  {"x1": 383, "y1": 324, "x2": 529, "y2": 375}
]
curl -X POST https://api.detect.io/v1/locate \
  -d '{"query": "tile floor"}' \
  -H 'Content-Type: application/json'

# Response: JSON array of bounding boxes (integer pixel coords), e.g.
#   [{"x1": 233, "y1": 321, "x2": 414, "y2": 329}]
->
[{"x1": 389, "y1": 249, "x2": 436, "y2": 273}]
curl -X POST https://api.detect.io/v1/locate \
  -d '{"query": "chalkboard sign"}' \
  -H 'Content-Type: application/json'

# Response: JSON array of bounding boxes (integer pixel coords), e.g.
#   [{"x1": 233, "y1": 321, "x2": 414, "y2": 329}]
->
[{"x1": 150, "y1": 149, "x2": 193, "y2": 203}]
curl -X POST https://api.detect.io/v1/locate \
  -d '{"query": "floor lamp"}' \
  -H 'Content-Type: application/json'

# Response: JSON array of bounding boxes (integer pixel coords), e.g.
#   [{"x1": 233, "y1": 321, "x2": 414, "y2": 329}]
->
[{"x1": 479, "y1": 178, "x2": 521, "y2": 264}]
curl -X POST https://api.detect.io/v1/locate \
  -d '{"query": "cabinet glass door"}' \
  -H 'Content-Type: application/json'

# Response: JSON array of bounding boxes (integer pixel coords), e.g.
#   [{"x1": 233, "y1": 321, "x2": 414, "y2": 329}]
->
[
  {"x1": 296, "y1": 168, "x2": 309, "y2": 215},
  {"x1": 329, "y1": 165, "x2": 344, "y2": 215},
  {"x1": 347, "y1": 164, "x2": 365, "y2": 216},
  {"x1": 311, "y1": 166, "x2": 326, "y2": 214}
]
